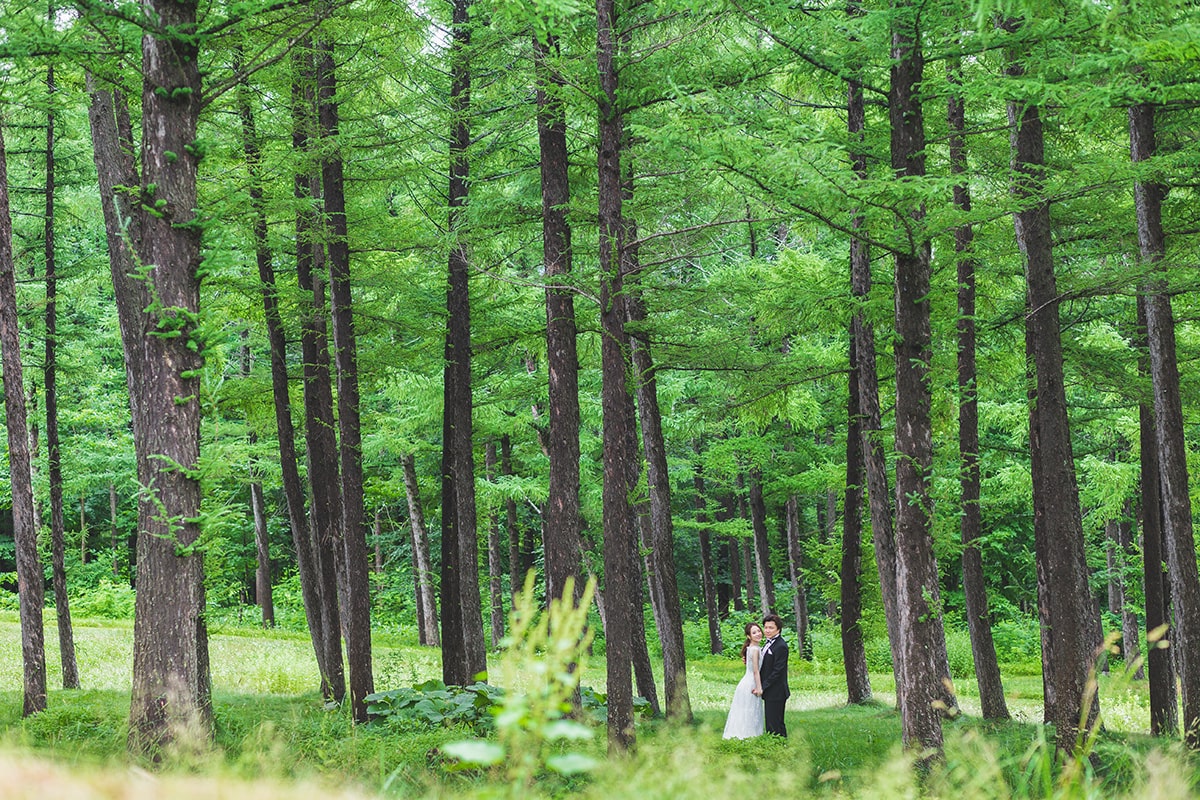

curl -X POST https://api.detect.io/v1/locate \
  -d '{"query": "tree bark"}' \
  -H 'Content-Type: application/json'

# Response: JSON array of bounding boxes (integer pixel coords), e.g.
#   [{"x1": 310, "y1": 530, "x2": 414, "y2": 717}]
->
[
  {"x1": 317, "y1": 38, "x2": 374, "y2": 723},
  {"x1": 692, "y1": 446, "x2": 723, "y2": 654},
  {"x1": 402, "y1": 454, "x2": 439, "y2": 647},
  {"x1": 847, "y1": 72, "x2": 903, "y2": 703},
  {"x1": 500, "y1": 435, "x2": 527, "y2": 592},
  {"x1": 841, "y1": 333, "x2": 870, "y2": 704},
  {"x1": 598, "y1": 0, "x2": 637, "y2": 751},
  {"x1": 1008, "y1": 35, "x2": 1099, "y2": 752},
  {"x1": 536, "y1": 34, "x2": 584, "y2": 608},
  {"x1": 485, "y1": 443, "x2": 506, "y2": 648},
  {"x1": 0, "y1": 122, "x2": 47, "y2": 716},
  {"x1": 625, "y1": 249, "x2": 690, "y2": 722},
  {"x1": 949, "y1": 60, "x2": 1008, "y2": 722},
  {"x1": 239, "y1": 55, "x2": 327, "y2": 687},
  {"x1": 293, "y1": 40, "x2": 345, "y2": 704},
  {"x1": 85, "y1": 2, "x2": 213, "y2": 746},
  {"x1": 1130, "y1": 100, "x2": 1200, "y2": 749},
  {"x1": 107, "y1": 487, "x2": 115, "y2": 576},
  {"x1": 785, "y1": 496, "x2": 810, "y2": 659},
  {"x1": 1116, "y1": 510, "x2": 1143, "y2": 680},
  {"x1": 1106, "y1": 509, "x2": 1143, "y2": 678},
  {"x1": 440, "y1": 0, "x2": 488, "y2": 687},
  {"x1": 748, "y1": 469, "x2": 775, "y2": 614},
  {"x1": 890, "y1": 7, "x2": 954, "y2": 754},
  {"x1": 250, "y1": 481, "x2": 274, "y2": 628},
  {"x1": 728, "y1": 534, "x2": 744, "y2": 612},
  {"x1": 374, "y1": 509, "x2": 383, "y2": 575},
  {"x1": 44, "y1": 57, "x2": 79, "y2": 691},
  {"x1": 1137, "y1": 299, "x2": 1177, "y2": 736}
]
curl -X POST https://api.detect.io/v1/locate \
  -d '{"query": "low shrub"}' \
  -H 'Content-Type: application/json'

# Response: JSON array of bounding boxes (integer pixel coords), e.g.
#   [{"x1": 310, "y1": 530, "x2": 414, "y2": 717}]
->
[
  {"x1": 69, "y1": 579, "x2": 136, "y2": 620},
  {"x1": 365, "y1": 679, "x2": 505, "y2": 733}
]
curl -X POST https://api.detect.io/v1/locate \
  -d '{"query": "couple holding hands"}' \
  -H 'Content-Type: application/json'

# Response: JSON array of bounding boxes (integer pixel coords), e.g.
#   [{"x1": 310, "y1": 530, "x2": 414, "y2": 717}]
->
[{"x1": 722, "y1": 613, "x2": 790, "y2": 739}]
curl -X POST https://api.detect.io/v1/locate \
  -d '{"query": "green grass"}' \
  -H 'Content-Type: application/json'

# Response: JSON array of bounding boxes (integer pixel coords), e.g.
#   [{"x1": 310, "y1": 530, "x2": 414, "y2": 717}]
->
[{"x1": 0, "y1": 613, "x2": 1197, "y2": 798}]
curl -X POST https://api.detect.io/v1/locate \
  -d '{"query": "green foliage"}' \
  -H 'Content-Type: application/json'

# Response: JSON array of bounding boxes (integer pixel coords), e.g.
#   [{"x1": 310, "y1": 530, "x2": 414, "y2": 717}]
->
[
  {"x1": 441, "y1": 574, "x2": 601, "y2": 789},
  {"x1": 68, "y1": 579, "x2": 137, "y2": 620},
  {"x1": 364, "y1": 679, "x2": 504, "y2": 733}
]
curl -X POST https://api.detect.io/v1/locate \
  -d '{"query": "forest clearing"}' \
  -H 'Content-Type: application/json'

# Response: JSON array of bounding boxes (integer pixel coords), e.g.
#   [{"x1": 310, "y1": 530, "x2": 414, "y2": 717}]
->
[{"x1": 0, "y1": 612, "x2": 1196, "y2": 799}]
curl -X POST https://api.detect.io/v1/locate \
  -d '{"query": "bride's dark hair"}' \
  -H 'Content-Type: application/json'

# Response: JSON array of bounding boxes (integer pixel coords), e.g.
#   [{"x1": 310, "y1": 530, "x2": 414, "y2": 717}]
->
[{"x1": 740, "y1": 622, "x2": 762, "y2": 662}]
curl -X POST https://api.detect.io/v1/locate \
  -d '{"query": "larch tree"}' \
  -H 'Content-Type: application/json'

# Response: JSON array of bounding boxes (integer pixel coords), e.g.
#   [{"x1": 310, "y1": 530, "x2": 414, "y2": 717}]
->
[
  {"x1": 1006, "y1": 17, "x2": 1100, "y2": 755},
  {"x1": 440, "y1": 0, "x2": 487, "y2": 687},
  {"x1": 948, "y1": 56, "x2": 1008, "y2": 722},
  {"x1": 317, "y1": 33, "x2": 374, "y2": 723},
  {"x1": 43, "y1": 46, "x2": 80, "y2": 690},
  {"x1": 0, "y1": 120, "x2": 47, "y2": 717},
  {"x1": 237, "y1": 61, "x2": 327, "y2": 676},
  {"x1": 535, "y1": 31, "x2": 585, "y2": 608},
  {"x1": 293, "y1": 38, "x2": 346, "y2": 704},
  {"x1": 888, "y1": 0, "x2": 954, "y2": 754},
  {"x1": 1130, "y1": 98, "x2": 1200, "y2": 749},
  {"x1": 597, "y1": 0, "x2": 639, "y2": 753},
  {"x1": 82, "y1": 0, "x2": 214, "y2": 748}
]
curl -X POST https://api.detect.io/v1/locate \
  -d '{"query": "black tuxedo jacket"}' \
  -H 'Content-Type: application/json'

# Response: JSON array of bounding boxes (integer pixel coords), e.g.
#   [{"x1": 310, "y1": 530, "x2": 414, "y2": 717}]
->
[{"x1": 759, "y1": 635, "x2": 790, "y2": 700}]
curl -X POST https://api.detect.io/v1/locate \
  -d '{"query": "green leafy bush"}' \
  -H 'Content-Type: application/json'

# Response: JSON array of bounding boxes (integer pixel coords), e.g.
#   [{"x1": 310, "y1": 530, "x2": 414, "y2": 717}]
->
[
  {"x1": 991, "y1": 617, "x2": 1042, "y2": 666},
  {"x1": 365, "y1": 679, "x2": 504, "y2": 733},
  {"x1": 944, "y1": 627, "x2": 976, "y2": 679},
  {"x1": 70, "y1": 579, "x2": 136, "y2": 619}
]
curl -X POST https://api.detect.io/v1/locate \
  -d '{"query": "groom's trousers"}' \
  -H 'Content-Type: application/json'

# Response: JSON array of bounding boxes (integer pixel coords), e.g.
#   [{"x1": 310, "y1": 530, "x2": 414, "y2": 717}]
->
[{"x1": 764, "y1": 698, "x2": 787, "y2": 737}]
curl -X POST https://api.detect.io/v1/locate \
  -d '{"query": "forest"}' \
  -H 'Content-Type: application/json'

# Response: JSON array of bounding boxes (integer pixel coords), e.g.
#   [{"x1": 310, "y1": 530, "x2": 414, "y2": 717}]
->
[{"x1": 1, "y1": 0, "x2": 1200, "y2": 795}]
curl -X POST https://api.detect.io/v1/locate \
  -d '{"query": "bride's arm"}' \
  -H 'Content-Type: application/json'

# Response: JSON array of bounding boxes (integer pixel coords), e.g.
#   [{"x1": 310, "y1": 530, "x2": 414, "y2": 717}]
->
[{"x1": 751, "y1": 648, "x2": 762, "y2": 693}]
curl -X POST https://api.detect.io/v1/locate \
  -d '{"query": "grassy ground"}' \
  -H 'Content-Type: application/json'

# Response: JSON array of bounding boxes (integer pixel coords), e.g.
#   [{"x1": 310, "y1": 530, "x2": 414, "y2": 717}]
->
[{"x1": 0, "y1": 613, "x2": 1196, "y2": 798}]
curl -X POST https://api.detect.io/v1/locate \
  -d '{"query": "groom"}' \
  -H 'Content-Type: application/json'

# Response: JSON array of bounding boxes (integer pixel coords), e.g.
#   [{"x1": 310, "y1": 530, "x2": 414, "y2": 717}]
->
[{"x1": 754, "y1": 613, "x2": 790, "y2": 737}]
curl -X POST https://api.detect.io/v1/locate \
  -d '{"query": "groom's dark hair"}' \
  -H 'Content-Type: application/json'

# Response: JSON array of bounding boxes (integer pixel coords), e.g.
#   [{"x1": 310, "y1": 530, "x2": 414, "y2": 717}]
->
[{"x1": 763, "y1": 613, "x2": 784, "y2": 630}]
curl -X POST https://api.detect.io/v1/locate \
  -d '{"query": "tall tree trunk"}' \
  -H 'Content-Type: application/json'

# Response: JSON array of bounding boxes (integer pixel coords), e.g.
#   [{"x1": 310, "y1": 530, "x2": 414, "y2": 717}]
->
[
  {"x1": 239, "y1": 56, "x2": 327, "y2": 687},
  {"x1": 741, "y1": 535, "x2": 755, "y2": 613},
  {"x1": 440, "y1": 0, "x2": 487, "y2": 687},
  {"x1": 0, "y1": 123, "x2": 47, "y2": 716},
  {"x1": 748, "y1": 469, "x2": 775, "y2": 613},
  {"x1": 485, "y1": 443, "x2": 506, "y2": 648},
  {"x1": 250, "y1": 480, "x2": 274, "y2": 628},
  {"x1": 625, "y1": 249, "x2": 690, "y2": 722},
  {"x1": 728, "y1": 534, "x2": 744, "y2": 612},
  {"x1": 630, "y1": 555, "x2": 661, "y2": 717},
  {"x1": 535, "y1": 34, "x2": 583, "y2": 607},
  {"x1": 1116, "y1": 509, "x2": 1143, "y2": 680},
  {"x1": 785, "y1": 496, "x2": 810, "y2": 659},
  {"x1": 317, "y1": 38, "x2": 374, "y2": 723},
  {"x1": 85, "y1": 2, "x2": 212, "y2": 746},
  {"x1": 501, "y1": 435, "x2": 526, "y2": 591},
  {"x1": 1106, "y1": 510, "x2": 1142, "y2": 678},
  {"x1": 374, "y1": 509, "x2": 383, "y2": 575},
  {"x1": 44, "y1": 55, "x2": 79, "y2": 691},
  {"x1": 1008, "y1": 34, "x2": 1099, "y2": 752},
  {"x1": 1137, "y1": 299, "x2": 1177, "y2": 736},
  {"x1": 107, "y1": 488, "x2": 115, "y2": 575},
  {"x1": 293, "y1": 40, "x2": 345, "y2": 704},
  {"x1": 847, "y1": 72, "x2": 903, "y2": 704},
  {"x1": 598, "y1": 0, "x2": 637, "y2": 751},
  {"x1": 692, "y1": 447, "x2": 723, "y2": 654},
  {"x1": 890, "y1": 7, "x2": 954, "y2": 754},
  {"x1": 402, "y1": 454, "x2": 439, "y2": 647},
  {"x1": 841, "y1": 334, "x2": 870, "y2": 704},
  {"x1": 1130, "y1": 101, "x2": 1200, "y2": 749},
  {"x1": 949, "y1": 59, "x2": 1008, "y2": 722}
]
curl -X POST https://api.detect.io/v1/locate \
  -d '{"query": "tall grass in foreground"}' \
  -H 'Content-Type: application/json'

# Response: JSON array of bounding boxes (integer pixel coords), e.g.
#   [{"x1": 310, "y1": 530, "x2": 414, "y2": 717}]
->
[{"x1": 0, "y1": 720, "x2": 1196, "y2": 799}]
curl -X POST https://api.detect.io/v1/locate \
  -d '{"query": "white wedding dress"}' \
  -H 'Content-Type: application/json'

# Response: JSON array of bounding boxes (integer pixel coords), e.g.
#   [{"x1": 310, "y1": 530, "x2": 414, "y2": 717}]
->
[{"x1": 722, "y1": 645, "x2": 764, "y2": 739}]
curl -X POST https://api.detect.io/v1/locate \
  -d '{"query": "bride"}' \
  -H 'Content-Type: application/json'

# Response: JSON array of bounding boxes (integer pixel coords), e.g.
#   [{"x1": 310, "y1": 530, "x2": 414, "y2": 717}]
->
[{"x1": 722, "y1": 622, "x2": 765, "y2": 739}]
